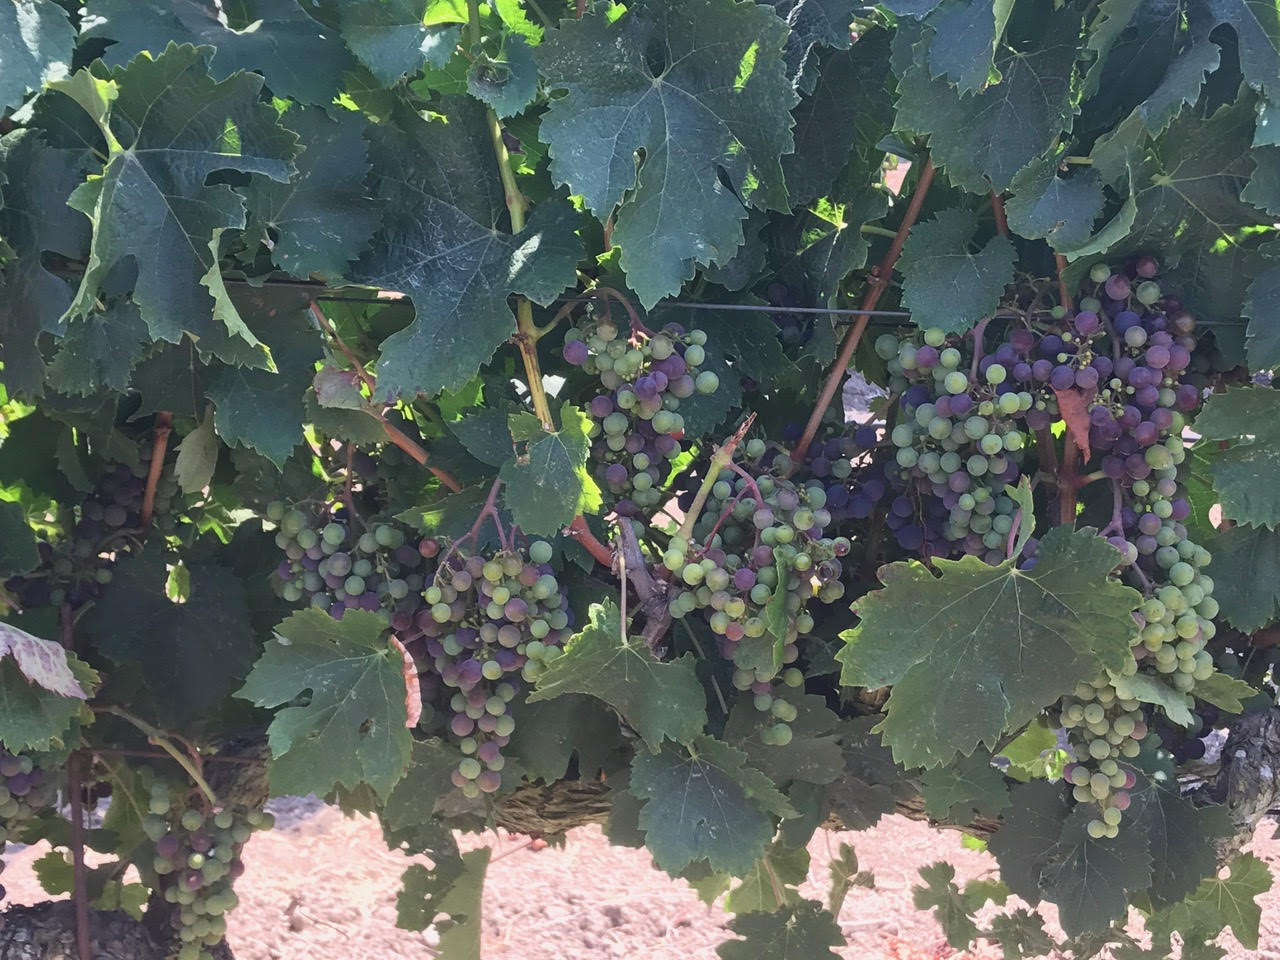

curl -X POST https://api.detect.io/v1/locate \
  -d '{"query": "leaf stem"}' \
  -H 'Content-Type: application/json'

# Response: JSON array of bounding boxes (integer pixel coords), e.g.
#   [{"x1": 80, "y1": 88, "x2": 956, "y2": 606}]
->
[
  {"x1": 989, "y1": 190, "x2": 1009, "y2": 237},
  {"x1": 515, "y1": 302, "x2": 556, "y2": 431},
  {"x1": 308, "y1": 303, "x2": 462, "y2": 492},
  {"x1": 792, "y1": 157, "x2": 936, "y2": 463},
  {"x1": 677, "y1": 416, "x2": 755, "y2": 543},
  {"x1": 140, "y1": 412, "x2": 173, "y2": 529},
  {"x1": 97, "y1": 706, "x2": 220, "y2": 807},
  {"x1": 1062, "y1": 155, "x2": 1093, "y2": 165},
  {"x1": 859, "y1": 223, "x2": 898, "y2": 238}
]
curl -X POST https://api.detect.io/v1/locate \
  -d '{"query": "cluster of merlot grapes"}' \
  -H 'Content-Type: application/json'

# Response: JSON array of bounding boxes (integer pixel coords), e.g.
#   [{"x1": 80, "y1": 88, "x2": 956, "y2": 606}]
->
[
  {"x1": 0, "y1": 749, "x2": 56, "y2": 906},
  {"x1": 1058, "y1": 680, "x2": 1144, "y2": 837},
  {"x1": 266, "y1": 504, "x2": 433, "y2": 624},
  {"x1": 667, "y1": 442, "x2": 849, "y2": 745},
  {"x1": 142, "y1": 776, "x2": 272, "y2": 960},
  {"x1": 414, "y1": 540, "x2": 569, "y2": 795},
  {"x1": 4, "y1": 440, "x2": 182, "y2": 611},
  {"x1": 855, "y1": 326, "x2": 1035, "y2": 561},
  {"x1": 564, "y1": 318, "x2": 719, "y2": 515},
  {"x1": 1058, "y1": 259, "x2": 1215, "y2": 837}
]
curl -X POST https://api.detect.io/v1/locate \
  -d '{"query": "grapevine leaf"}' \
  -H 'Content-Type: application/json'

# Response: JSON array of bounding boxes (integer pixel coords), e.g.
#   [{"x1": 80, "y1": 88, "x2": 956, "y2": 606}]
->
[
  {"x1": 998, "y1": 718, "x2": 1064, "y2": 782},
  {"x1": 824, "y1": 717, "x2": 902, "y2": 830},
  {"x1": 83, "y1": 0, "x2": 354, "y2": 104},
  {"x1": 763, "y1": 0, "x2": 859, "y2": 93},
  {"x1": 827, "y1": 843, "x2": 874, "y2": 914},
  {"x1": 1083, "y1": 0, "x2": 1200, "y2": 119},
  {"x1": 396, "y1": 847, "x2": 489, "y2": 960},
  {"x1": 1005, "y1": 161, "x2": 1106, "y2": 253},
  {"x1": 1192, "y1": 671, "x2": 1257, "y2": 713},
  {"x1": 883, "y1": 0, "x2": 944, "y2": 14},
  {"x1": 0, "y1": 129, "x2": 91, "y2": 396},
  {"x1": 173, "y1": 407, "x2": 219, "y2": 495},
  {"x1": 380, "y1": 738, "x2": 463, "y2": 839},
  {"x1": 340, "y1": 0, "x2": 462, "y2": 86},
  {"x1": 46, "y1": 301, "x2": 148, "y2": 397},
  {"x1": 206, "y1": 309, "x2": 323, "y2": 468},
  {"x1": 1042, "y1": 806, "x2": 1154, "y2": 935},
  {"x1": 90, "y1": 547, "x2": 257, "y2": 725},
  {"x1": 499, "y1": 406, "x2": 601, "y2": 534},
  {"x1": 1243, "y1": 146, "x2": 1280, "y2": 213},
  {"x1": 1186, "y1": 852, "x2": 1273, "y2": 948},
  {"x1": 0, "y1": 654, "x2": 96, "y2": 752},
  {"x1": 1195, "y1": 386, "x2": 1280, "y2": 527},
  {"x1": 1205, "y1": 0, "x2": 1280, "y2": 100},
  {"x1": 783, "y1": 31, "x2": 893, "y2": 204},
  {"x1": 724, "y1": 839, "x2": 809, "y2": 914},
  {"x1": 528, "y1": 600, "x2": 707, "y2": 750},
  {"x1": 986, "y1": 909, "x2": 1054, "y2": 960},
  {"x1": 58, "y1": 45, "x2": 299, "y2": 363},
  {"x1": 1243, "y1": 244, "x2": 1280, "y2": 369},
  {"x1": 912, "y1": 862, "x2": 979, "y2": 948},
  {"x1": 723, "y1": 693, "x2": 844, "y2": 785},
  {"x1": 1110, "y1": 672, "x2": 1193, "y2": 727},
  {"x1": 926, "y1": 0, "x2": 1016, "y2": 95},
  {"x1": 352, "y1": 100, "x2": 580, "y2": 399},
  {"x1": 1209, "y1": 523, "x2": 1280, "y2": 630},
  {"x1": 504, "y1": 694, "x2": 622, "y2": 783},
  {"x1": 1110, "y1": 97, "x2": 1269, "y2": 324},
  {"x1": 1146, "y1": 899, "x2": 1230, "y2": 960},
  {"x1": 897, "y1": 207, "x2": 1016, "y2": 334},
  {"x1": 0, "y1": 620, "x2": 87, "y2": 698},
  {"x1": 448, "y1": 405, "x2": 518, "y2": 468},
  {"x1": 237, "y1": 608, "x2": 413, "y2": 799},
  {"x1": 1127, "y1": 779, "x2": 1233, "y2": 906},
  {"x1": 0, "y1": 0, "x2": 73, "y2": 111},
  {"x1": 535, "y1": 0, "x2": 797, "y2": 307},
  {"x1": 0, "y1": 501, "x2": 38, "y2": 577},
  {"x1": 838, "y1": 526, "x2": 1141, "y2": 768},
  {"x1": 129, "y1": 340, "x2": 214, "y2": 421},
  {"x1": 467, "y1": 35, "x2": 538, "y2": 118},
  {"x1": 630, "y1": 735, "x2": 792, "y2": 876},
  {"x1": 718, "y1": 901, "x2": 844, "y2": 960},
  {"x1": 919, "y1": 749, "x2": 1010, "y2": 824},
  {"x1": 244, "y1": 107, "x2": 380, "y2": 281},
  {"x1": 894, "y1": 9, "x2": 1081, "y2": 193}
]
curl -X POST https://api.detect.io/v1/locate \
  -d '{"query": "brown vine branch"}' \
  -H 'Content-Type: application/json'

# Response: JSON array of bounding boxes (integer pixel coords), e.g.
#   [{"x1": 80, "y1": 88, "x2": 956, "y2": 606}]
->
[
  {"x1": 515, "y1": 301, "x2": 556, "y2": 432},
  {"x1": 139, "y1": 412, "x2": 172, "y2": 529},
  {"x1": 566, "y1": 515, "x2": 613, "y2": 567},
  {"x1": 308, "y1": 302, "x2": 462, "y2": 493},
  {"x1": 989, "y1": 190, "x2": 1009, "y2": 237},
  {"x1": 59, "y1": 605, "x2": 91, "y2": 960},
  {"x1": 1055, "y1": 253, "x2": 1073, "y2": 312},
  {"x1": 792, "y1": 157, "x2": 936, "y2": 463}
]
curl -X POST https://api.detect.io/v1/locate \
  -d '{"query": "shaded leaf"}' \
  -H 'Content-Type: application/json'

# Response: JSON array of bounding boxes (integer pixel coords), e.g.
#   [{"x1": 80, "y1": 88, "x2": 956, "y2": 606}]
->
[{"x1": 897, "y1": 207, "x2": 1015, "y2": 334}]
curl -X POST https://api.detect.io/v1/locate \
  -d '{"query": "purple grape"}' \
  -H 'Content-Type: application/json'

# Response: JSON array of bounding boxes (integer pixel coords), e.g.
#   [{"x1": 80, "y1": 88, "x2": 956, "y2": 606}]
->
[
  {"x1": 1145, "y1": 344, "x2": 1171, "y2": 369},
  {"x1": 1032, "y1": 359, "x2": 1053, "y2": 382},
  {"x1": 156, "y1": 835, "x2": 180, "y2": 859},
  {"x1": 604, "y1": 463, "x2": 628, "y2": 486},
  {"x1": 1105, "y1": 274, "x2": 1131, "y2": 299},
  {"x1": 1075, "y1": 366, "x2": 1099, "y2": 390},
  {"x1": 1050, "y1": 365, "x2": 1076, "y2": 391},
  {"x1": 588, "y1": 395, "x2": 614, "y2": 418},
  {"x1": 563, "y1": 340, "x2": 589, "y2": 365},
  {"x1": 451, "y1": 714, "x2": 475, "y2": 736},
  {"x1": 1074, "y1": 311, "x2": 1101, "y2": 335}
]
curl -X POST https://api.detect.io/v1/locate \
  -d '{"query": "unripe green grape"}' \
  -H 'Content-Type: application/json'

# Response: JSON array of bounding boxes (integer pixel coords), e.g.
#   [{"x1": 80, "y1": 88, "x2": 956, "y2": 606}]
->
[
  {"x1": 944, "y1": 371, "x2": 969, "y2": 394},
  {"x1": 1089, "y1": 262, "x2": 1111, "y2": 283},
  {"x1": 1087, "y1": 819, "x2": 1108, "y2": 839}
]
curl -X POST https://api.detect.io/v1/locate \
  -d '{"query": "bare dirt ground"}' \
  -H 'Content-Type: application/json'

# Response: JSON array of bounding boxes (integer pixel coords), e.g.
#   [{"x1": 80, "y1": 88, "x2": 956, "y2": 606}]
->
[{"x1": 3, "y1": 801, "x2": 1278, "y2": 960}]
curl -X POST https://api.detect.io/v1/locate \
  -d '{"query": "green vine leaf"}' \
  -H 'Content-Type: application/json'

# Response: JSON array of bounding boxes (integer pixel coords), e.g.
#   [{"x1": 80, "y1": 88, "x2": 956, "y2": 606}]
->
[
  {"x1": 499, "y1": 406, "x2": 601, "y2": 535},
  {"x1": 56, "y1": 45, "x2": 299, "y2": 365},
  {"x1": 244, "y1": 107, "x2": 381, "y2": 281},
  {"x1": 83, "y1": 0, "x2": 354, "y2": 104},
  {"x1": 1209, "y1": 522, "x2": 1280, "y2": 630},
  {"x1": 925, "y1": 0, "x2": 1015, "y2": 95},
  {"x1": 919, "y1": 749, "x2": 1010, "y2": 824},
  {"x1": 839, "y1": 526, "x2": 1142, "y2": 768},
  {"x1": 340, "y1": 0, "x2": 463, "y2": 86},
  {"x1": 0, "y1": 0, "x2": 73, "y2": 112},
  {"x1": 1186, "y1": 852, "x2": 1273, "y2": 948},
  {"x1": 536, "y1": 0, "x2": 797, "y2": 307},
  {"x1": 528, "y1": 600, "x2": 707, "y2": 750},
  {"x1": 630, "y1": 735, "x2": 792, "y2": 876},
  {"x1": 1127, "y1": 779, "x2": 1233, "y2": 906},
  {"x1": 90, "y1": 547, "x2": 256, "y2": 725},
  {"x1": 896, "y1": 207, "x2": 1016, "y2": 333},
  {"x1": 894, "y1": 9, "x2": 1081, "y2": 193},
  {"x1": 396, "y1": 847, "x2": 489, "y2": 960},
  {"x1": 467, "y1": 35, "x2": 538, "y2": 118},
  {"x1": 718, "y1": 900, "x2": 845, "y2": 960},
  {"x1": 1243, "y1": 244, "x2": 1280, "y2": 369},
  {"x1": 1195, "y1": 386, "x2": 1280, "y2": 527},
  {"x1": 0, "y1": 501, "x2": 39, "y2": 578},
  {"x1": 0, "y1": 654, "x2": 97, "y2": 752},
  {"x1": 237, "y1": 608, "x2": 413, "y2": 799},
  {"x1": 1005, "y1": 161, "x2": 1107, "y2": 254},
  {"x1": 724, "y1": 838, "x2": 809, "y2": 914},
  {"x1": 1205, "y1": 0, "x2": 1280, "y2": 101},
  {"x1": 763, "y1": 0, "x2": 860, "y2": 93},
  {"x1": 912, "y1": 862, "x2": 980, "y2": 948},
  {"x1": 352, "y1": 98, "x2": 580, "y2": 399}
]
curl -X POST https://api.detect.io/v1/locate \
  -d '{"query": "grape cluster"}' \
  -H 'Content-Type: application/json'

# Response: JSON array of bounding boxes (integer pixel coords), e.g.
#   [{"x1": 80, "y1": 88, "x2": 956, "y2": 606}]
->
[
  {"x1": 142, "y1": 777, "x2": 273, "y2": 960},
  {"x1": 266, "y1": 505, "x2": 433, "y2": 624},
  {"x1": 0, "y1": 749, "x2": 56, "y2": 906},
  {"x1": 564, "y1": 318, "x2": 719, "y2": 515},
  {"x1": 413, "y1": 540, "x2": 569, "y2": 795},
  {"x1": 1058, "y1": 681, "x2": 1144, "y2": 836},
  {"x1": 1058, "y1": 259, "x2": 1215, "y2": 837},
  {"x1": 846, "y1": 326, "x2": 1035, "y2": 561},
  {"x1": 5, "y1": 441, "x2": 183, "y2": 611},
  {"x1": 668, "y1": 445, "x2": 849, "y2": 744}
]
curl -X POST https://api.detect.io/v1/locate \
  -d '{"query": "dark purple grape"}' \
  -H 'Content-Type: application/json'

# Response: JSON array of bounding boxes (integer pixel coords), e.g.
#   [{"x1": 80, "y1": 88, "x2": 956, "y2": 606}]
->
[{"x1": 563, "y1": 340, "x2": 589, "y2": 365}]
